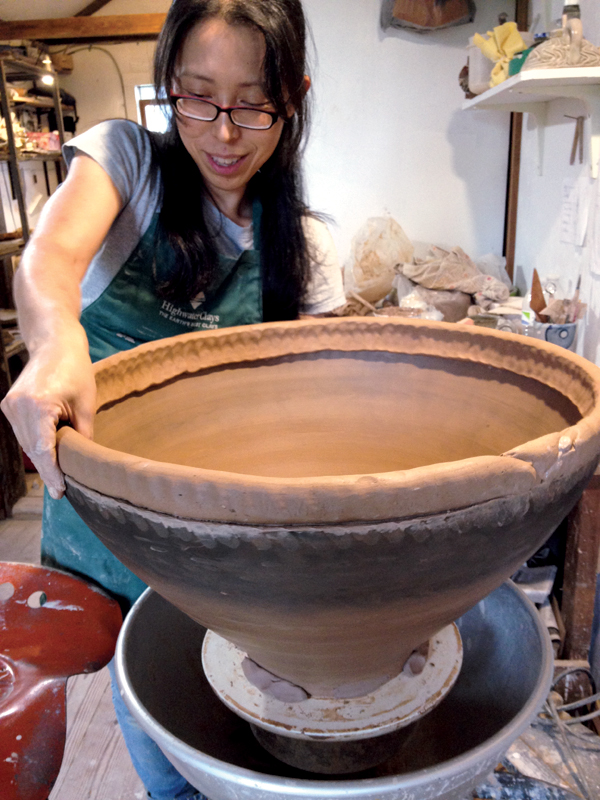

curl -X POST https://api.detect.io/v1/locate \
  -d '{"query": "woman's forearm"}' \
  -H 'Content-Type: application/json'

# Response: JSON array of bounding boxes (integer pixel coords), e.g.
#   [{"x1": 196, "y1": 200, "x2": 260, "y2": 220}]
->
[
  {"x1": 1, "y1": 153, "x2": 123, "y2": 497},
  {"x1": 14, "y1": 238, "x2": 90, "y2": 358}
]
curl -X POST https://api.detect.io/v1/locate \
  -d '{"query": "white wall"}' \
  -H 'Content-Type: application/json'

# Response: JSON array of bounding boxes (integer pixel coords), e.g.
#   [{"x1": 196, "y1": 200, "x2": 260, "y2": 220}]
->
[
  {"x1": 514, "y1": 0, "x2": 600, "y2": 363},
  {"x1": 56, "y1": 0, "x2": 512, "y2": 269},
  {"x1": 302, "y1": 0, "x2": 513, "y2": 264}
]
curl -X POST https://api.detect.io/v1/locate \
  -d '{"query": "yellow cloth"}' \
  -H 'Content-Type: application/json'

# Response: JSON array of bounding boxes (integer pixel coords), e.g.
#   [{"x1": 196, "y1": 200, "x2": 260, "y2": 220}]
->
[{"x1": 473, "y1": 21, "x2": 527, "y2": 87}]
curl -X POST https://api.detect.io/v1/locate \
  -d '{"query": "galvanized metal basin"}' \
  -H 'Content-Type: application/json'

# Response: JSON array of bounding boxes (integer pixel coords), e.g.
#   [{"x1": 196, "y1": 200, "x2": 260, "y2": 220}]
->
[{"x1": 115, "y1": 581, "x2": 554, "y2": 800}]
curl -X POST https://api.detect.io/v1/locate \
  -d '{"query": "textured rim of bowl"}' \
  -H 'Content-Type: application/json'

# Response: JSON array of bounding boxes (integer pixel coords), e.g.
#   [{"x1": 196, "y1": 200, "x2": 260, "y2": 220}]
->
[{"x1": 57, "y1": 317, "x2": 600, "y2": 524}]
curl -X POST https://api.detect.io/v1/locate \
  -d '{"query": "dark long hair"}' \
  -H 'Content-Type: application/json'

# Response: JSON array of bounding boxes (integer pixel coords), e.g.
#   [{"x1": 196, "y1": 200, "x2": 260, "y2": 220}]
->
[{"x1": 152, "y1": 0, "x2": 312, "y2": 321}]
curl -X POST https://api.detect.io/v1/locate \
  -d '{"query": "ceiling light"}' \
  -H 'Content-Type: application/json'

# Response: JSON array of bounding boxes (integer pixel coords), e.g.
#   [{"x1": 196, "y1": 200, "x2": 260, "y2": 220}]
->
[{"x1": 41, "y1": 53, "x2": 54, "y2": 84}]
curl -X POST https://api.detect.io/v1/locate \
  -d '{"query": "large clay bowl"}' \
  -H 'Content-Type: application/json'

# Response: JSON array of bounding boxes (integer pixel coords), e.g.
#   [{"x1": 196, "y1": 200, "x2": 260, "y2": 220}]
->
[{"x1": 57, "y1": 318, "x2": 600, "y2": 696}]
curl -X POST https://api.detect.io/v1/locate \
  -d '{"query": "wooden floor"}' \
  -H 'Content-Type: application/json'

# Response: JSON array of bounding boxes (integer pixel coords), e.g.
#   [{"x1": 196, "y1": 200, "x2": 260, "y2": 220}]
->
[{"x1": 0, "y1": 476, "x2": 146, "y2": 800}]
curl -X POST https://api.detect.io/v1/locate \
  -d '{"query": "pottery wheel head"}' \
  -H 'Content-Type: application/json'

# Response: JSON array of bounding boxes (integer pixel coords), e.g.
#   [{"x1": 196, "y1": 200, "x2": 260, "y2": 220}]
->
[{"x1": 201, "y1": 623, "x2": 463, "y2": 741}]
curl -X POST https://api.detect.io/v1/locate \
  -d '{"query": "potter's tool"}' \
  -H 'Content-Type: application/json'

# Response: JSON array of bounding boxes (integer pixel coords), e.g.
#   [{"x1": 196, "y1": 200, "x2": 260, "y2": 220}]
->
[{"x1": 201, "y1": 624, "x2": 463, "y2": 773}]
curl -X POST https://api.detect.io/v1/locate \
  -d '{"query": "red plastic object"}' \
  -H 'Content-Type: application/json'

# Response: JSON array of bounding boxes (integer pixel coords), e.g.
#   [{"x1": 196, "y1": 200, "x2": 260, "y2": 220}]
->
[{"x1": 0, "y1": 562, "x2": 122, "y2": 800}]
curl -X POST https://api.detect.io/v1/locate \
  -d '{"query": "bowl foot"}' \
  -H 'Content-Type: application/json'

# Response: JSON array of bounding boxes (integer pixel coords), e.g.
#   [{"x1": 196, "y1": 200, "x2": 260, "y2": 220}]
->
[{"x1": 202, "y1": 624, "x2": 463, "y2": 773}]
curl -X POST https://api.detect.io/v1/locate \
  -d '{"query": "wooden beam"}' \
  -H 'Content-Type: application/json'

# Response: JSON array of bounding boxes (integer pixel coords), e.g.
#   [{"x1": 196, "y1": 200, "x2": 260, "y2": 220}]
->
[
  {"x1": 503, "y1": 112, "x2": 523, "y2": 283},
  {"x1": 515, "y1": 0, "x2": 530, "y2": 32},
  {"x1": 0, "y1": 14, "x2": 166, "y2": 45},
  {"x1": 502, "y1": 1, "x2": 529, "y2": 283},
  {"x1": 561, "y1": 475, "x2": 600, "y2": 661},
  {"x1": 75, "y1": 0, "x2": 115, "y2": 17}
]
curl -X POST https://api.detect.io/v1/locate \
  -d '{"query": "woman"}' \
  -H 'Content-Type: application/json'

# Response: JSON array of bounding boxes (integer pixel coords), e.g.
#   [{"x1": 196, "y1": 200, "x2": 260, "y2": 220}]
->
[{"x1": 2, "y1": 1, "x2": 344, "y2": 797}]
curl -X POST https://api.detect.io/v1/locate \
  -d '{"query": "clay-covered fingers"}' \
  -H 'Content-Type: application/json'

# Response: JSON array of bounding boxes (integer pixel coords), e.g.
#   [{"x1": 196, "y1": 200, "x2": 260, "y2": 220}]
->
[
  {"x1": 2, "y1": 387, "x2": 65, "y2": 498},
  {"x1": 0, "y1": 355, "x2": 96, "y2": 499},
  {"x1": 31, "y1": 411, "x2": 68, "y2": 499}
]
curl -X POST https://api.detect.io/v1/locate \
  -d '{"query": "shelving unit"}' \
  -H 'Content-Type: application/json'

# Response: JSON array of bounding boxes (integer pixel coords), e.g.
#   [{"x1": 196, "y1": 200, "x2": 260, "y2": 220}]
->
[
  {"x1": 0, "y1": 54, "x2": 66, "y2": 240},
  {"x1": 463, "y1": 67, "x2": 600, "y2": 178},
  {"x1": 0, "y1": 54, "x2": 67, "y2": 516}
]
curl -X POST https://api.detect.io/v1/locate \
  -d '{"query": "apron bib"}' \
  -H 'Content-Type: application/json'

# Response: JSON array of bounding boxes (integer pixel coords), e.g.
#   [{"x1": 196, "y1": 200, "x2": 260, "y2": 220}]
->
[
  {"x1": 42, "y1": 207, "x2": 263, "y2": 610},
  {"x1": 82, "y1": 203, "x2": 263, "y2": 360}
]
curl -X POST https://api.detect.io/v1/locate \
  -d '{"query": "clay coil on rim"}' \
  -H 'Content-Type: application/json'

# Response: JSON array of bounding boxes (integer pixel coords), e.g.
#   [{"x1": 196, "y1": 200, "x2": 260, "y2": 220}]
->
[{"x1": 57, "y1": 317, "x2": 600, "y2": 525}]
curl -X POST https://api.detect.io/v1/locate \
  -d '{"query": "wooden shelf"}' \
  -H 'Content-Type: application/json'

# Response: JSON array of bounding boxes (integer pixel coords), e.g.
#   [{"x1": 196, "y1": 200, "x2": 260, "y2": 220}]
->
[
  {"x1": 19, "y1": 151, "x2": 62, "y2": 162},
  {"x1": 463, "y1": 67, "x2": 600, "y2": 178},
  {"x1": 0, "y1": 54, "x2": 55, "y2": 81},
  {"x1": 0, "y1": 308, "x2": 17, "y2": 326},
  {"x1": 12, "y1": 96, "x2": 75, "y2": 113},
  {"x1": 0, "y1": 238, "x2": 24, "y2": 259},
  {"x1": 0, "y1": 151, "x2": 63, "y2": 163},
  {"x1": 5, "y1": 338, "x2": 26, "y2": 358}
]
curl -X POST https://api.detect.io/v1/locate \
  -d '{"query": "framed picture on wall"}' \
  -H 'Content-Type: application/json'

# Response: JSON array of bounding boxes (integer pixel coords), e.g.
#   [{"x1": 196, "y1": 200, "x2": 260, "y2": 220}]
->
[{"x1": 381, "y1": 0, "x2": 477, "y2": 32}]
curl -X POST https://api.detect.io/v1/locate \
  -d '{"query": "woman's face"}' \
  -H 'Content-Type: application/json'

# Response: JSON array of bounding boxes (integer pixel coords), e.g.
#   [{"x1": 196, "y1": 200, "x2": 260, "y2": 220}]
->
[{"x1": 174, "y1": 18, "x2": 285, "y2": 214}]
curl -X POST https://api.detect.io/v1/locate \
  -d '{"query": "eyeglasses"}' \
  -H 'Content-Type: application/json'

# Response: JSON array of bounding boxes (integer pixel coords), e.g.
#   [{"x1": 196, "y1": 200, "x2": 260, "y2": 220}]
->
[{"x1": 170, "y1": 93, "x2": 281, "y2": 130}]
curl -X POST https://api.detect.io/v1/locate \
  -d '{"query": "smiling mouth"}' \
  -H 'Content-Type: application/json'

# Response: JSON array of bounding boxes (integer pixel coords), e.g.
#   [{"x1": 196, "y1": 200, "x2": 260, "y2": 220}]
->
[{"x1": 210, "y1": 154, "x2": 244, "y2": 167}]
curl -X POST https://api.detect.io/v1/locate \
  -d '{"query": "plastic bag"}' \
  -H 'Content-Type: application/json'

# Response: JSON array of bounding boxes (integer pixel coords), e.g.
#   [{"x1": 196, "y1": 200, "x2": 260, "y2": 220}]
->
[
  {"x1": 399, "y1": 290, "x2": 444, "y2": 321},
  {"x1": 475, "y1": 253, "x2": 511, "y2": 289},
  {"x1": 392, "y1": 272, "x2": 417, "y2": 305},
  {"x1": 392, "y1": 273, "x2": 470, "y2": 322},
  {"x1": 345, "y1": 217, "x2": 414, "y2": 304},
  {"x1": 402, "y1": 246, "x2": 509, "y2": 304}
]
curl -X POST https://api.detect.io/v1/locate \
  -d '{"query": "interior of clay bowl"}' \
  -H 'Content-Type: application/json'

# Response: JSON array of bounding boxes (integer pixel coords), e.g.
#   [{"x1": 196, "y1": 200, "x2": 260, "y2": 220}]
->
[
  {"x1": 58, "y1": 318, "x2": 600, "y2": 524},
  {"x1": 93, "y1": 348, "x2": 580, "y2": 479}
]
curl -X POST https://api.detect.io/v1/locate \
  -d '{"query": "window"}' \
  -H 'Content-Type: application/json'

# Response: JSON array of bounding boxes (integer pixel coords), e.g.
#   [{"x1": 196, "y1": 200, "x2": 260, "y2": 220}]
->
[{"x1": 135, "y1": 85, "x2": 171, "y2": 132}]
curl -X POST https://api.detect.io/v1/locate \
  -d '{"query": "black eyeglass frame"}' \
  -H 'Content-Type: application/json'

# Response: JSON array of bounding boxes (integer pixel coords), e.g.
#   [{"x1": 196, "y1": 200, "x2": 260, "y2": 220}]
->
[{"x1": 170, "y1": 93, "x2": 282, "y2": 130}]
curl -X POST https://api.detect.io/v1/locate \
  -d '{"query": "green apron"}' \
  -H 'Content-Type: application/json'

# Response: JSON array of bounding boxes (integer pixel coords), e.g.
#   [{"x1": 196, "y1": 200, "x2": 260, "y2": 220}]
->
[{"x1": 41, "y1": 206, "x2": 263, "y2": 611}]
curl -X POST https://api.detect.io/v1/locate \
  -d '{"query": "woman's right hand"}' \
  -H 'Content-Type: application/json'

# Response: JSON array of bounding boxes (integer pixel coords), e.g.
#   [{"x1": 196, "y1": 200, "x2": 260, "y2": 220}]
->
[{"x1": 1, "y1": 346, "x2": 96, "y2": 500}]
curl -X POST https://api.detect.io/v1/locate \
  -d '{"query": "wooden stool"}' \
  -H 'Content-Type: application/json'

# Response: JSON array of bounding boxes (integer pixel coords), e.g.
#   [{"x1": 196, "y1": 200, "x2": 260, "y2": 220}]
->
[{"x1": 0, "y1": 562, "x2": 122, "y2": 800}]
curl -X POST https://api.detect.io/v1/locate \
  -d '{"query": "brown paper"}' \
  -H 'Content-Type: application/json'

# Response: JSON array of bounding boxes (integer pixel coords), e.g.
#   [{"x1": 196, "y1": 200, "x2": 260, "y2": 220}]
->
[{"x1": 530, "y1": 269, "x2": 549, "y2": 323}]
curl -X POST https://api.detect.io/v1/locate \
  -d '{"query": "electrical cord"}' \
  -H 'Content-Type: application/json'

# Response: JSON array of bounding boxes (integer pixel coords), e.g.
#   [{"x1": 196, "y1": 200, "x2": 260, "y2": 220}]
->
[
  {"x1": 64, "y1": 45, "x2": 129, "y2": 119},
  {"x1": 538, "y1": 663, "x2": 600, "y2": 800},
  {"x1": 545, "y1": 694, "x2": 595, "y2": 800},
  {"x1": 557, "y1": 691, "x2": 600, "y2": 712},
  {"x1": 563, "y1": 708, "x2": 600, "y2": 725},
  {"x1": 552, "y1": 666, "x2": 600, "y2": 723},
  {"x1": 553, "y1": 666, "x2": 597, "y2": 693}
]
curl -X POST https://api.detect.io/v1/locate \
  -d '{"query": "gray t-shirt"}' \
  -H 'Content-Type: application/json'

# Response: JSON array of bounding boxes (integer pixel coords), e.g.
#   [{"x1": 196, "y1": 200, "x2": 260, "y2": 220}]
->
[{"x1": 63, "y1": 120, "x2": 345, "y2": 315}]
